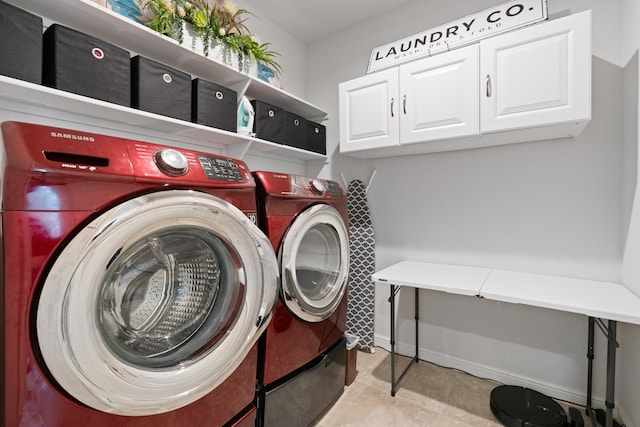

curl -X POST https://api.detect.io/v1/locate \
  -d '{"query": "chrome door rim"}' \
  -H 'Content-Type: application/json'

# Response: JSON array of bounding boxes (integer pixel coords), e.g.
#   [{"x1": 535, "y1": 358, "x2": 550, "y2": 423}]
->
[
  {"x1": 36, "y1": 190, "x2": 278, "y2": 415},
  {"x1": 280, "y1": 204, "x2": 349, "y2": 322}
]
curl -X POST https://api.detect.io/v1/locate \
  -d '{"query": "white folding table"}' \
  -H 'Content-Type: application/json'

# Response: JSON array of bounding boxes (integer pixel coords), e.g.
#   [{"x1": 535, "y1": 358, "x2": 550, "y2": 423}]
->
[{"x1": 372, "y1": 261, "x2": 640, "y2": 427}]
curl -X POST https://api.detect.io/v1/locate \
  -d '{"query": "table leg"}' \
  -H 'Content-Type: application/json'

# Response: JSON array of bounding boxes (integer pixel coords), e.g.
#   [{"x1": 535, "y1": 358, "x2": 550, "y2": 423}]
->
[
  {"x1": 388, "y1": 284, "x2": 419, "y2": 397},
  {"x1": 604, "y1": 320, "x2": 617, "y2": 427},
  {"x1": 586, "y1": 317, "x2": 594, "y2": 414},
  {"x1": 586, "y1": 318, "x2": 619, "y2": 427},
  {"x1": 390, "y1": 284, "x2": 397, "y2": 397},
  {"x1": 415, "y1": 288, "x2": 419, "y2": 363}
]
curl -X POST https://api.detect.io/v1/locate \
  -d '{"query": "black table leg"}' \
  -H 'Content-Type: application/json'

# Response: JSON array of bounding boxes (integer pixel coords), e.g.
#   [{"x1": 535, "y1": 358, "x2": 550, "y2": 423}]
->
[
  {"x1": 586, "y1": 317, "x2": 594, "y2": 415},
  {"x1": 604, "y1": 320, "x2": 617, "y2": 427},
  {"x1": 415, "y1": 288, "x2": 419, "y2": 363},
  {"x1": 390, "y1": 284, "x2": 397, "y2": 396},
  {"x1": 388, "y1": 284, "x2": 419, "y2": 397},
  {"x1": 586, "y1": 318, "x2": 619, "y2": 427}
]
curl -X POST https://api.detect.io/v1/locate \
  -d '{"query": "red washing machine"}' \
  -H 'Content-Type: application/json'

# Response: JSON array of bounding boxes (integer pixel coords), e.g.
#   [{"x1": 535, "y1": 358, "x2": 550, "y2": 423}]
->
[
  {"x1": 0, "y1": 122, "x2": 279, "y2": 427},
  {"x1": 253, "y1": 171, "x2": 350, "y2": 427}
]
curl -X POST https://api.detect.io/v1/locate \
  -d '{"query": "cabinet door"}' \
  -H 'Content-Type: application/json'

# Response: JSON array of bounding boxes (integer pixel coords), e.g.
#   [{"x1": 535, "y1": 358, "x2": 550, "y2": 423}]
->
[
  {"x1": 480, "y1": 10, "x2": 591, "y2": 133},
  {"x1": 339, "y1": 69, "x2": 399, "y2": 153},
  {"x1": 399, "y1": 44, "x2": 479, "y2": 145}
]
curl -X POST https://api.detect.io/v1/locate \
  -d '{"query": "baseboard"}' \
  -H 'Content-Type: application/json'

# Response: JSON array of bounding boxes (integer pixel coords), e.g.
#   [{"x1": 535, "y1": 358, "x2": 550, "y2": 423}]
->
[
  {"x1": 373, "y1": 334, "x2": 607, "y2": 409},
  {"x1": 618, "y1": 405, "x2": 635, "y2": 427}
]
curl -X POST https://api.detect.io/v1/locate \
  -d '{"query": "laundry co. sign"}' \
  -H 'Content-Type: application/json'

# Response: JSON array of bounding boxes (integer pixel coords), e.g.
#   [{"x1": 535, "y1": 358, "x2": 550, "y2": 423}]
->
[{"x1": 367, "y1": 0, "x2": 547, "y2": 73}]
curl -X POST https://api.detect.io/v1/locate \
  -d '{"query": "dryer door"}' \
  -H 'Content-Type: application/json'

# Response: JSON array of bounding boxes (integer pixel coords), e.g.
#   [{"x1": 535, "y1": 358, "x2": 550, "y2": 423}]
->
[
  {"x1": 36, "y1": 190, "x2": 278, "y2": 416},
  {"x1": 280, "y1": 204, "x2": 349, "y2": 322}
]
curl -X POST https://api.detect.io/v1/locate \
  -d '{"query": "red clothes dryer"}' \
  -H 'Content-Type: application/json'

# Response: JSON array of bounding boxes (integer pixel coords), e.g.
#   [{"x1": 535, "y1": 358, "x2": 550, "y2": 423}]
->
[
  {"x1": 0, "y1": 122, "x2": 278, "y2": 427},
  {"x1": 253, "y1": 171, "x2": 350, "y2": 427}
]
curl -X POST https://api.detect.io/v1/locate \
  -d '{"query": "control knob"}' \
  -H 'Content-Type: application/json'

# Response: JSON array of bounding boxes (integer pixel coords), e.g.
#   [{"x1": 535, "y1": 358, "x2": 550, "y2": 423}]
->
[
  {"x1": 309, "y1": 179, "x2": 325, "y2": 195},
  {"x1": 154, "y1": 149, "x2": 189, "y2": 176}
]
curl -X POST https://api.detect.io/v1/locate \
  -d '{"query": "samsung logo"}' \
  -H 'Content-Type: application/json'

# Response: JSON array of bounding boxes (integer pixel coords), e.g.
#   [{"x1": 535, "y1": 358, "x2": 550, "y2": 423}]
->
[{"x1": 50, "y1": 132, "x2": 96, "y2": 142}]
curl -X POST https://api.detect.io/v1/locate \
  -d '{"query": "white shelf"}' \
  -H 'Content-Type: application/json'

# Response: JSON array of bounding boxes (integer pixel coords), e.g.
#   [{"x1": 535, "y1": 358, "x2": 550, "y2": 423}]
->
[
  {"x1": 3, "y1": 0, "x2": 328, "y2": 161},
  {"x1": 0, "y1": 76, "x2": 326, "y2": 161},
  {"x1": 12, "y1": 0, "x2": 326, "y2": 120}
]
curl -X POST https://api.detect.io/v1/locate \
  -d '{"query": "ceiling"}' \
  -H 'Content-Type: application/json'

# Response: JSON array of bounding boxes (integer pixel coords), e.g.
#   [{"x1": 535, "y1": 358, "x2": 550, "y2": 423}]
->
[{"x1": 242, "y1": 0, "x2": 417, "y2": 44}]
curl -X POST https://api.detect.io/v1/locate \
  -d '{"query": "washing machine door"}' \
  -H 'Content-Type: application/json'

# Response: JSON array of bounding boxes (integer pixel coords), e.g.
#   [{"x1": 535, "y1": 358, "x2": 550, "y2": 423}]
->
[
  {"x1": 280, "y1": 203, "x2": 349, "y2": 322},
  {"x1": 36, "y1": 190, "x2": 278, "y2": 416}
]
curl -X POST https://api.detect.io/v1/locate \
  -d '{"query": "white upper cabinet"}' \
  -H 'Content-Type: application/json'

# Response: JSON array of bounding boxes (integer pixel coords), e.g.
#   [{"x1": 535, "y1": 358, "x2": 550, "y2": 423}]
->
[
  {"x1": 480, "y1": 10, "x2": 591, "y2": 134},
  {"x1": 339, "y1": 44, "x2": 479, "y2": 154},
  {"x1": 399, "y1": 44, "x2": 479, "y2": 145},
  {"x1": 339, "y1": 10, "x2": 592, "y2": 158},
  {"x1": 339, "y1": 69, "x2": 399, "y2": 153}
]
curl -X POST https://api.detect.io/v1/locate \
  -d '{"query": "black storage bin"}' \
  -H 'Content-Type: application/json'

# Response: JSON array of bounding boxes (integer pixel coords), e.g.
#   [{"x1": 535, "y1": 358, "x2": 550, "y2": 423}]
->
[
  {"x1": 284, "y1": 111, "x2": 307, "y2": 149},
  {"x1": 305, "y1": 121, "x2": 326, "y2": 155},
  {"x1": 43, "y1": 24, "x2": 130, "y2": 106},
  {"x1": 0, "y1": 1, "x2": 42, "y2": 84},
  {"x1": 131, "y1": 56, "x2": 191, "y2": 121},
  {"x1": 192, "y1": 78, "x2": 237, "y2": 132},
  {"x1": 251, "y1": 100, "x2": 285, "y2": 144}
]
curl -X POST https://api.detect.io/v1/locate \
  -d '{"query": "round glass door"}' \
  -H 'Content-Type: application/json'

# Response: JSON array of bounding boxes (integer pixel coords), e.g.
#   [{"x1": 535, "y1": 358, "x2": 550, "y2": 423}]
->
[
  {"x1": 280, "y1": 204, "x2": 349, "y2": 322},
  {"x1": 36, "y1": 190, "x2": 278, "y2": 416}
]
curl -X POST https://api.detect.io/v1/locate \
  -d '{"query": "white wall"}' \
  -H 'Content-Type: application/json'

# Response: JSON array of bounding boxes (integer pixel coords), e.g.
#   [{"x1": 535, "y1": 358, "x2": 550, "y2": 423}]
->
[
  {"x1": 620, "y1": 0, "x2": 640, "y2": 424},
  {"x1": 235, "y1": 0, "x2": 307, "y2": 99},
  {"x1": 306, "y1": 0, "x2": 636, "y2": 422}
]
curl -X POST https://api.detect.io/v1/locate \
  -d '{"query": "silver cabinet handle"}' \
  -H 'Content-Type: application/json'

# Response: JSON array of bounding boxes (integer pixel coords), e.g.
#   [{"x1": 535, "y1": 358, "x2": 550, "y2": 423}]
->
[
  {"x1": 390, "y1": 97, "x2": 395, "y2": 117},
  {"x1": 403, "y1": 94, "x2": 407, "y2": 115},
  {"x1": 486, "y1": 75, "x2": 492, "y2": 98}
]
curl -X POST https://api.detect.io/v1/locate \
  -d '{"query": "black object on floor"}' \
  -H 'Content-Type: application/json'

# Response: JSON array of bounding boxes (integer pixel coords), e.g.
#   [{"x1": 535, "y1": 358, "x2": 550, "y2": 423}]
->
[
  {"x1": 594, "y1": 408, "x2": 624, "y2": 427},
  {"x1": 490, "y1": 385, "x2": 567, "y2": 427},
  {"x1": 569, "y1": 407, "x2": 584, "y2": 427}
]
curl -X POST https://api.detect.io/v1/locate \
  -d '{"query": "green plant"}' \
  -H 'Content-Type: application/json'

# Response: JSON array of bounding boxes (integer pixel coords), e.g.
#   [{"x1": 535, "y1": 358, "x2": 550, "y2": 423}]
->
[
  {"x1": 141, "y1": 0, "x2": 184, "y2": 41},
  {"x1": 182, "y1": 1, "x2": 215, "y2": 53},
  {"x1": 214, "y1": 0, "x2": 251, "y2": 39},
  {"x1": 142, "y1": 0, "x2": 283, "y2": 76},
  {"x1": 183, "y1": 1, "x2": 209, "y2": 32},
  {"x1": 248, "y1": 39, "x2": 282, "y2": 75}
]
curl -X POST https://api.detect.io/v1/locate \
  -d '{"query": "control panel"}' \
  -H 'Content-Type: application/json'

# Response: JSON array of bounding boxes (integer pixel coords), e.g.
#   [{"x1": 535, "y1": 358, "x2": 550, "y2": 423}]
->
[
  {"x1": 326, "y1": 181, "x2": 345, "y2": 197},
  {"x1": 197, "y1": 155, "x2": 244, "y2": 182},
  {"x1": 258, "y1": 172, "x2": 346, "y2": 199}
]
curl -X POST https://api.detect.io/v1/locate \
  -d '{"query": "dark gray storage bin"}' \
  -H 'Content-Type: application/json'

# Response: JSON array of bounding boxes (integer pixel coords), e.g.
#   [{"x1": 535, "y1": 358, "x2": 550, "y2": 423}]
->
[
  {"x1": 131, "y1": 56, "x2": 191, "y2": 121},
  {"x1": 251, "y1": 100, "x2": 285, "y2": 144},
  {"x1": 43, "y1": 24, "x2": 130, "y2": 106},
  {"x1": 284, "y1": 111, "x2": 307, "y2": 149},
  {"x1": 0, "y1": 1, "x2": 42, "y2": 84},
  {"x1": 192, "y1": 78, "x2": 237, "y2": 132},
  {"x1": 305, "y1": 121, "x2": 326, "y2": 155}
]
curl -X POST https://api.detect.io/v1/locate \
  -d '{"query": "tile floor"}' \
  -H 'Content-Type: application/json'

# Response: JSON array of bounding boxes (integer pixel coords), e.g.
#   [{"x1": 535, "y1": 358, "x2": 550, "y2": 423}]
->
[
  {"x1": 315, "y1": 347, "x2": 503, "y2": 427},
  {"x1": 316, "y1": 347, "x2": 573, "y2": 427}
]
